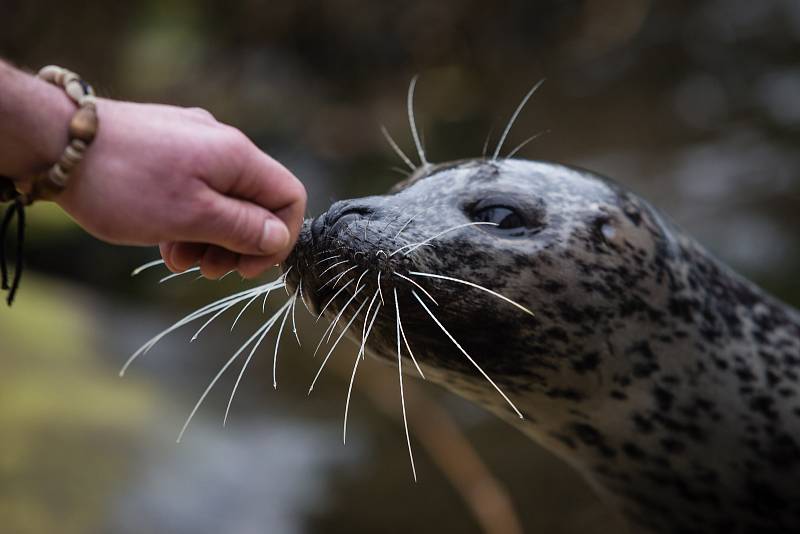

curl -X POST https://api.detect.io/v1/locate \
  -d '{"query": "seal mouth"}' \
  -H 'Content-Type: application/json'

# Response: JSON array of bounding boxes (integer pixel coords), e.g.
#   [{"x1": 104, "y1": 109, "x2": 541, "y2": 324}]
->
[{"x1": 283, "y1": 215, "x2": 417, "y2": 317}]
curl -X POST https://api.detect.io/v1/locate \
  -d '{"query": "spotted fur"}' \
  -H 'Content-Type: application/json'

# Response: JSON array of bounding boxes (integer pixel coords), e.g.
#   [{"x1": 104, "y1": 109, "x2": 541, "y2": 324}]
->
[{"x1": 285, "y1": 159, "x2": 800, "y2": 534}]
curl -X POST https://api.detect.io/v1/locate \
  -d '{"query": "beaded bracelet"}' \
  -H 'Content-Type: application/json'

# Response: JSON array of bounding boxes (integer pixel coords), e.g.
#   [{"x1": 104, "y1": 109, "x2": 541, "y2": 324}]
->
[
  {"x1": 0, "y1": 65, "x2": 98, "y2": 306},
  {"x1": 28, "y1": 65, "x2": 99, "y2": 201}
]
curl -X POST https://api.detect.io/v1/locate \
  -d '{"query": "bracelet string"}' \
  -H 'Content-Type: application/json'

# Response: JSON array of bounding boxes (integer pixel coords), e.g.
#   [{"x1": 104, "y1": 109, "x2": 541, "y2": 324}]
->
[
  {"x1": 0, "y1": 65, "x2": 96, "y2": 307},
  {"x1": 0, "y1": 181, "x2": 25, "y2": 305}
]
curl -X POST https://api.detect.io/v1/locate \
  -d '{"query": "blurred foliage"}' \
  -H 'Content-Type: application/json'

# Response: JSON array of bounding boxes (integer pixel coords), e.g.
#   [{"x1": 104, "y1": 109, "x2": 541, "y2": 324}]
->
[
  {"x1": 0, "y1": 276, "x2": 157, "y2": 534},
  {"x1": 1, "y1": 0, "x2": 799, "y2": 532}
]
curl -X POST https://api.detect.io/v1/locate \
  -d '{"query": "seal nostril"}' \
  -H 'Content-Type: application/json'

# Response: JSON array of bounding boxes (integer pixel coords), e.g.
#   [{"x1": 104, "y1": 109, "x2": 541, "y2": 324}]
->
[
  {"x1": 333, "y1": 209, "x2": 371, "y2": 230},
  {"x1": 326, "y1": 201, "x2": 374, "y2": 228},
  {"x1": 314, "y1": 201, "x2": 375, "y2": 244}
]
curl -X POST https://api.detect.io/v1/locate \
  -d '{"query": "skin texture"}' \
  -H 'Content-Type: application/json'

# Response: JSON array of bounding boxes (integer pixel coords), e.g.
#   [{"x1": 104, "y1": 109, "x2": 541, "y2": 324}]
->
[
  {"x1": 285, "y1": 159, "x2": 800, "y2": 534},
  {"x1": 0, "y1": 60, "x2": 306, "y2": 278}
]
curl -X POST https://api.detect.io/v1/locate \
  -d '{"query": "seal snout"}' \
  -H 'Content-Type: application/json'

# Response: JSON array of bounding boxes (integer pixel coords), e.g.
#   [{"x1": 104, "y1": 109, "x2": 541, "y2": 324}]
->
[{"x1": 285, "y1": 198, "x2": 409, "y2": 317}]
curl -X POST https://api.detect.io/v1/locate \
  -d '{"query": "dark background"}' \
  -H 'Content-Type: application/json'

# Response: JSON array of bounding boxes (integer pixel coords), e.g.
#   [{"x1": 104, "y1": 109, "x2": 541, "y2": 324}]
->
[{"x1": 1, "y1": 1, "x2": 798, "y2": 533}]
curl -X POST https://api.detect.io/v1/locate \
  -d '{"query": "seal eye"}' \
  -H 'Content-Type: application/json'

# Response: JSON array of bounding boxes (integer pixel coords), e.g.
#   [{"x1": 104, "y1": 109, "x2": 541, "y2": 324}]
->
[
  {"x1": 472, "y1": 206, "x2": 525, "y2": 230},
  {"x1": 468, "y1": 196, "x2": 542, "y2": 237}
]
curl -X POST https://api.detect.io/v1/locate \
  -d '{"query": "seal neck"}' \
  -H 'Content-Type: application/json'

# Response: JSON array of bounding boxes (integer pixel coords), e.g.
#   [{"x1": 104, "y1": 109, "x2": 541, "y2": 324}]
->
[{"x1": 507, "y1": 242, "x2": 800, "y2": 533}]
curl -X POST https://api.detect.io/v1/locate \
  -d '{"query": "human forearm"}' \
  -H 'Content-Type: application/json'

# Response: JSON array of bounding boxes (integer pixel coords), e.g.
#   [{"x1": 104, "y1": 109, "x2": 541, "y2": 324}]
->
[{"x1": 0, "y1": 59, "x2": 74, "y2": 179}]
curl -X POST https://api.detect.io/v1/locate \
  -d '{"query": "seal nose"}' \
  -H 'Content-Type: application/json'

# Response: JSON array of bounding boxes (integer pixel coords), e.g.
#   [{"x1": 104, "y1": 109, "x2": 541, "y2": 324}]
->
[
  {"x1": 327, "y1": 200, "x2": 375, "y2": 228},
  {"x1": 311, "y1": 200, "x2": 373, "y2": 244},
  {"x1": 311, "y1": 199, "x2": 380, "y2": 244}
]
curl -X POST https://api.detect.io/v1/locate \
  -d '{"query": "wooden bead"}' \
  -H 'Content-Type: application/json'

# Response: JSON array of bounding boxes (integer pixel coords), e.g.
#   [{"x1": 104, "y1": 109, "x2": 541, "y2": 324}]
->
[
  {"x1": 63, "y1": 144, "x2": 84, "y2": 164},
  {"x1": 70, "y1": 139, "x2": 88, "y2": 153},
  {"x1": 48, "y1": 164, "x2": 68, "y2": 188},
  {"x1": 58, "y1": 151, "x2": 78, "y2": 171},
  {"x1": 78, "y1": 94, "x2": 96, "y2": 107},
  {"x1": 68, "y1": 105, "x2": 98, "y2": 143},
  {"x1": 38, "y1": 65, "x2": 64, "y2": 84},
  {"x1": 65, "y1": 79, "x2": 84, "y2": 102}
]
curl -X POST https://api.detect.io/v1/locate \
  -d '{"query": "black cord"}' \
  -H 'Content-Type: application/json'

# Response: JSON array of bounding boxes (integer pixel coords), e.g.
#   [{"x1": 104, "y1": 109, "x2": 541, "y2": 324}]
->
[
  {"x1": 0, "y1": 176, "x2": 26, "y2": 306},
  {"x1": 0, "y1": 199, "x2": 14, "y2": 290}
]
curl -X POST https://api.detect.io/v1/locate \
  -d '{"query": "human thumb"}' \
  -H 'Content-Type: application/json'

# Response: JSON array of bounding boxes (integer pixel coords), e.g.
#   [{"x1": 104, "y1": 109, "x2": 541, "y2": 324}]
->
[{"x1": 194, "y1": 194, "x2": 291, "y2": 256}]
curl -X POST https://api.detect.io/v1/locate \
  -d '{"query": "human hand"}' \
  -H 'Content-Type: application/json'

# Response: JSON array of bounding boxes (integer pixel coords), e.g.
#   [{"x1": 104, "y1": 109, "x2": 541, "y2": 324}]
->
[{"x1": 52, "y1": 99, "x2": 306, "y2": 279}]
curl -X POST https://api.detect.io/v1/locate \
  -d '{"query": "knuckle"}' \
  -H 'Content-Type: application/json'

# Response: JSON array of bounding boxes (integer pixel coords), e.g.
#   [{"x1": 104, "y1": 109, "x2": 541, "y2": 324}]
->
[
  {"x1": 221, "y1": 127, "x2": 251, "y2": 156},
  {"x1": 186, "y1": 106, "x2": 215, "y2": 122}
]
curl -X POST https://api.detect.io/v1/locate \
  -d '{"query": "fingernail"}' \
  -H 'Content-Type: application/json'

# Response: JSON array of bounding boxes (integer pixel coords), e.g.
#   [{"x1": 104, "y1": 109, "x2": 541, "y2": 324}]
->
[{"x1": 260, "y1": 219, "x2": 290, "y2": 253}]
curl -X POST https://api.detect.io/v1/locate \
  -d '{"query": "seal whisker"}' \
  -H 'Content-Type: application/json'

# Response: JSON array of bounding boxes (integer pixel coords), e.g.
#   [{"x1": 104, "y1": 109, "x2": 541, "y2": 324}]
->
[
  {"x1": 505, "y1": 129, "x2": 549, "y2": 159},
  {"x1": 397, "y1": 299, "x2": 425, "y2": 379},
  {"x1": 223, "y1": 298, "x2": 293, "y2": 427},
  {"x1": 407, "y1": 75, "x2": 428, "y2": 167},
  {"x1": 412, "y1": 290, "x2": 524, "y2": 419},
  {"x1": 481, "y1": 124, "x2": 495, "y2": 159},
  {"x1": 316, "y1": 254, "x2": 342, "y2": 266},
  {"x1": 394, "y1": 210, "x2": 422, "y2": 239},
  {"x1": 290, "y1": 288, "x2": 301, "y2": 347},
  {"x1": 395, "y1": 287, "x2": 418, "y2": 481},
  {"x1": 162, "y1": 295, "x2": 250, "y2": 348},
  {"x1": 362, "y1": 289, "x2": 381, "y2": 338},
  {"x1": 121, "y1": 278, "x2": 286, "y2": 376},
  {"x1": 381, "y1": 125, "x2": 416, "y2": 172},
  {"x1": 364, "y1": 214, "x2": 373, "y2": 240},
  {"x1": 314, "y1": 284, "x2": 366, "y2": 356},
  {"x1": 272, "y1": 297, "x2": 294, "y2": 389},
  {"x1": 131, "y1": 258, "x2": 165, "y2": 276},
  {"x1": 344, "y1": 291, "x2": 381, "y2": 444},
  {"x1": 492, "y1": 79, "x2": 544, "y2": 161},
  {"x1": 390, "y1": 222, "x2": 499, "y2": 257},
  {"x1": 379, "y1": 207, "x2": 406, "y2": 234},
  {"x1": 318, "y1": 259, "x2": 350, "y2": 278},
  {"x1": 324, "y1": 284, "x2": 366, "y2": 345},
  {"x1": 377, "y1": 272, "x2": 385, "y2": 305},
  {"x1": 358, "y1": 282, "x2": 381, "y2": 360},
  {"x1": 191, "y1": 295, "x2": 253, "y2": 341},
  {"x1": 218, "y1": 270, "x2": 237, "y2": 281},
  {"x1": 230, "y1": 291, "x2": 263, "y2": 332},
  {"x1": 313, "y1": 248, "x2": 338, "y2": 258},
  {"x1": 159, "y1": 267, "x2": 201, "y2": 283},
  {"x1": 153, "y1": 292, "x2": 248, "y2": 347},
  {"x1": 316, "y1": 278, "x2": 356, "y2": 324},
  {"x1": 393, "y1": 272, "x2": 438, "y2": 305},
  {"x1": 319, "y1": 260, "x2": 358, "y2": 290},
  {"x1": 331, "y1": 265, "x2": 359, "y2": 290},
  {"x1": 390, "y1": 166, "x2": 411, "y2": 176},
  {"x1": 318, "y1": 263, "x2": 357, "y2": 291},
  {"x1": 352, "y1": 269, "x2": 370, "y2": 298},
  {"x1": 409, "y1": 271, "x2": 534, "y2": 316},
  {"x1": 177, "y1": 306, "x2": 288, "y2": 443},
  {"x1": 394, "y1": 218, "x2": 414, "y2": 239},
  {"x1": 262, "y1": 287, "x2": 273, "y2": 313},
  {"x1": 197, "y1": 272, "x2": 286, "y2": 339},
  {"x1": 309, "y1": 296, "x2": 370, "y2": 394},
  {"x1": 298, "y1": 278, "x2": 313, "y2": 315}
]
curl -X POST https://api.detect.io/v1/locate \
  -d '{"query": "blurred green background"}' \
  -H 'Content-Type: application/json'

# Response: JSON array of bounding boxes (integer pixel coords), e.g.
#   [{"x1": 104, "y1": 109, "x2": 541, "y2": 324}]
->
[{"x1": 1, "y1": 1, "x2": 799, "y2": 533}]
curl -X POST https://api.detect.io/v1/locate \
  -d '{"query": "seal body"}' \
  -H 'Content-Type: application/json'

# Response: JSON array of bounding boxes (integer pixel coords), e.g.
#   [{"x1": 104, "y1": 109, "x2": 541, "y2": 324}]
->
[{"x1": 285, "y1": 158, "x2": 800, "y2": 534}]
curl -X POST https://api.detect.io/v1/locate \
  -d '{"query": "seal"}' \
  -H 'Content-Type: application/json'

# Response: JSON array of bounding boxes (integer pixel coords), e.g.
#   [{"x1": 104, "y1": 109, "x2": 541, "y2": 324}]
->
[{"x1": 284, "y1": 157, "x2": 800, "y2": 534}]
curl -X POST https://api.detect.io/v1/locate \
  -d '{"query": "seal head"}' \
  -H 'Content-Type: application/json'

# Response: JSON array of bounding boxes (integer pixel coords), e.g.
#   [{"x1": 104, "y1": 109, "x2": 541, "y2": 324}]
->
[{"x1": 285, "y1": 158, "x2": 800, "y2": 533}]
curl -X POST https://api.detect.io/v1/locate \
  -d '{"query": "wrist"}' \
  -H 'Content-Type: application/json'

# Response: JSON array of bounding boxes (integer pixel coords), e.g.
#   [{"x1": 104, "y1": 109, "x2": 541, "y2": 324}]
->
[{"x1": 0, "y1": 62, "x2": 75, "y2": 179}]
